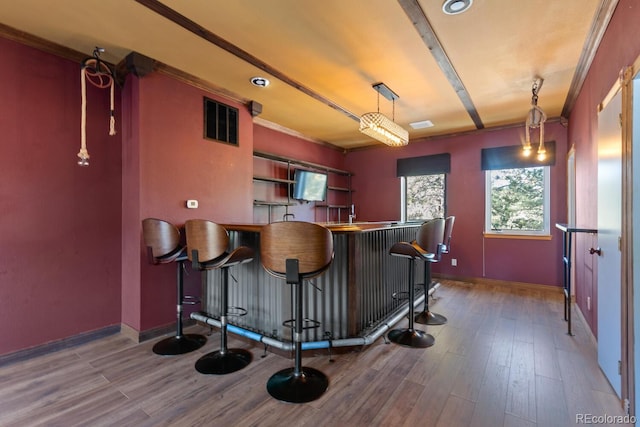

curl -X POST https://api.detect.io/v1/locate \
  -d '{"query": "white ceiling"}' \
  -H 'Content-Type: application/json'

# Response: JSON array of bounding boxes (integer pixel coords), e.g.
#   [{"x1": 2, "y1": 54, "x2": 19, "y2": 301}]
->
[{"x1": 0, "y1": 0, "x2": 609, "y2": 149}]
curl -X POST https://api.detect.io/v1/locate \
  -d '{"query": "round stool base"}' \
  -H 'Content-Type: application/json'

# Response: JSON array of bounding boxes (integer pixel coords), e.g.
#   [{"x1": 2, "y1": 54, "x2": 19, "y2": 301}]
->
[
  {"x1": 195, "y1": 349, "x2": 252, "y2": 375},
  {"x1": 415, "y1": 310, "x2": 448, "y2": 326},
  {"x1": 267, "y1": 367, "x2": 329, "y2": 403},
  {"x1": 388, "y1": 328, "x2": 435, "y2": 348},
  {"x1": 152, "y1": 334, "x2": 207, "y2": 356}
]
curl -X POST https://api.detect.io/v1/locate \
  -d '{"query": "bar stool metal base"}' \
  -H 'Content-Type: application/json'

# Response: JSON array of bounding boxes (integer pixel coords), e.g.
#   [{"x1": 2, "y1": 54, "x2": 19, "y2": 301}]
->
[
  {"x1": 388, "y1": 328, "x2": 434, "y2": 348},
  {"x1": 414, "y1": 310, "x2": 448, "y2": 325},
  {"x1": 152, "y1": 334, "x2": 207, "y2": 356},
  {"x1": 267, "y1": 367, "x2": 329, "y2": 403},
  {"x1": 195, "y1": 349, "x2": 252, "y2": 375}
]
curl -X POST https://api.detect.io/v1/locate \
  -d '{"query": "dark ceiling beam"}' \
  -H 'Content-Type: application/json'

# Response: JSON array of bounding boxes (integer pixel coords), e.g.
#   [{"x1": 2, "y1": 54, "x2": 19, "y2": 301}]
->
[
  {"x1": 134, "y1": 0, "x2": 360, "y2": 122},
  {"x1": 398, "y1": 0, "x2": 484, "y2": 130},
  {"x1": 561, "y1": 0, "x2": 619, "y2": 118}
]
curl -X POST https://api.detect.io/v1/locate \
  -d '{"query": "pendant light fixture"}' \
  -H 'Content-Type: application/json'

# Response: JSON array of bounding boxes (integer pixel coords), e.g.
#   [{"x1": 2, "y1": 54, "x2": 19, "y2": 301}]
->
[
  {"x1": 359, "y1": 82, "x2": 409, "y2": 147},
  {"x1": 522, "y1": 78, "x2": 547, "y2": 161}
]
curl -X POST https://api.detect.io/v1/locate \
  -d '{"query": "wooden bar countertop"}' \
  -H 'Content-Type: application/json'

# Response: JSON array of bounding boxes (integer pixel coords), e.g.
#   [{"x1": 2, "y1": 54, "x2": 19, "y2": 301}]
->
[{"x1": 221, "y1": 222, "x2": 418, "y2": 233}]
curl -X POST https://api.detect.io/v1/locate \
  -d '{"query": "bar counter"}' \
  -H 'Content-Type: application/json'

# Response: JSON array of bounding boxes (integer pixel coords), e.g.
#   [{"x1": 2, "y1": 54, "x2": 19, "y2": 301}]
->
[{"x1": 191, "y1": 222, "x2": 426, "y2": 349}]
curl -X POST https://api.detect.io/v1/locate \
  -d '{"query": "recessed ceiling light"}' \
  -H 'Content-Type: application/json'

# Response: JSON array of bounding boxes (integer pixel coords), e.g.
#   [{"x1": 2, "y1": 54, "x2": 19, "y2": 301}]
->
[
  {"x1": 410, "y1": 120, "x2": 434, "y2": 129},
  {"x1": 250, "y1": 76, "x2": 270, "y2": 87},
  {"x1": 442, "y1": 0, "x2": 473, "y2": 15}
]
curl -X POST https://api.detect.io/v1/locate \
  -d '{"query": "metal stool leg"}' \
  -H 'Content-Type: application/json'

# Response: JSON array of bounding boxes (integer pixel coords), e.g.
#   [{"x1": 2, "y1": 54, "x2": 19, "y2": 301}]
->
[
  {"x1": 267, "y1": 259, "x2": 328, "y2": 403},
  {"x1": 195, "y1": 267, "x2": 252, "y2": 374},
  {"x1": 388, "y1": 259, "x2": 434, "y2": 348},
  {"x1": 414, "y1": 260, "x2": 447, "y2": 325},
  {"x1": 153, "y1": 260, "x2": 207, "y2": 355}
]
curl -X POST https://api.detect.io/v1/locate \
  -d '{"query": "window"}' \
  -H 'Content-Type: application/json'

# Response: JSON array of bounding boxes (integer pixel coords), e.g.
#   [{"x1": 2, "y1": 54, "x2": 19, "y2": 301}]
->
[
  {"x1": 481, "y1": 142, "x2": 555, "y2": 237},
  {"x1": 485, "y1": 166, "x2": 550, "y2": 235},
  {"x1": 403, "y1": 174, "x2": 446, "y2": 222},
  {"x1": 204, "y1": 97, "x2": 239, "y2": 145},
  {"x1": 397, "y1": 153, "x2": 450, "y2": 222}
]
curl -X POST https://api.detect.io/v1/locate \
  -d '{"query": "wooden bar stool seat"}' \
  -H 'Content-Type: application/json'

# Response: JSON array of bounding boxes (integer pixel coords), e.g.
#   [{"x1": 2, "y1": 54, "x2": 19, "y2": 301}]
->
[
  {"x1": 413, "y1": 217, "x2": 448, "y2": 325},
  {"x1": 260, "y1": 221, "x2": 334, "y2": 403},
  {"x1": 388, "y1": 218, "x2": 445, "y2": 347},
  {"x1": 142, "y1": 218, "x2": 207, "y2": 356},
  {"x1": 185, "y1": 219, "x2": 254, "y2": 375}
]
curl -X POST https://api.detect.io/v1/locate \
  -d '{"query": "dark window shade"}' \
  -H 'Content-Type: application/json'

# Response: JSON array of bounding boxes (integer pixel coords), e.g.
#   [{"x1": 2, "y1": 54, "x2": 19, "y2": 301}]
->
[
  {"x1": 397, "y1": 153, "x2": 451, "y2": 177},
  {"x1": 481, "y1": 141, "x2": 556, "y2": 170}
]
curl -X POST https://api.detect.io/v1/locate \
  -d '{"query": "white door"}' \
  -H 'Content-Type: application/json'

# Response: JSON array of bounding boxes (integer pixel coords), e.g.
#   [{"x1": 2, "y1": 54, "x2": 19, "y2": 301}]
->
[{"x1": 597, "y1": 89, "x2": 622, "y2": 397}]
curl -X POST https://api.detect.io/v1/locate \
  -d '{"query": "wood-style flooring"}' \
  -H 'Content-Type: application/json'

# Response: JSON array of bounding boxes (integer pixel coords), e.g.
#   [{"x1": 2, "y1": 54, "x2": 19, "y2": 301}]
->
[{"x1": 0, "y1": 280, "x2": 630, "y2": 426}]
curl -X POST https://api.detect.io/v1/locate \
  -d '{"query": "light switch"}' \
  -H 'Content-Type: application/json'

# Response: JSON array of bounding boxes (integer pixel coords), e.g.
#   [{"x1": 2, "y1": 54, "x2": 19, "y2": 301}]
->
[{"x1": 186, "y1": 200, "x2": 198, "y2": 209}]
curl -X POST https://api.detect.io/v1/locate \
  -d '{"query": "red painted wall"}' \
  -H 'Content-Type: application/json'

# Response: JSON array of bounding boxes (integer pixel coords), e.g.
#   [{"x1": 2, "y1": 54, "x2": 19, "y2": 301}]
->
[
  {"x1": 568, "y1": 0, "x2": 640, "y2": 335},
  {"x1": 121, "y1": 73, "x2": 255, "y2": 331},
  {"x1": 3, "y1": 0, "x2": 638, "y2": 352},
  {"x1": 254, "y1": 126, "x2": 346, "y2": 167},
  {"x1": 0, "y1": 37, "x2": 268, "y2": 354},
  {"x1": 0, "y1": 38, "x2": 122, "y2": 355},
  {"x1": 345, "y1": 123, "x2": 568, "y2": 287}
]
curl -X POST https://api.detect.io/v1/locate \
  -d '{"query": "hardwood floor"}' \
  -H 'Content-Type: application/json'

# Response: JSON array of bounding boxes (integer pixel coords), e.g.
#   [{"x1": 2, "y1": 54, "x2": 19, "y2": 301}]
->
[{"x1": 0, "y1": 280, "x2": 630, "y2": 426}]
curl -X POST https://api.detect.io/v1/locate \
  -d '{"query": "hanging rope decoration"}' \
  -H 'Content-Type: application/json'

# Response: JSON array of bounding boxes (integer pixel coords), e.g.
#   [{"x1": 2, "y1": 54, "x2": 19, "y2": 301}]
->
[{"x1": 78, "y1": 47, "x2": 116, "y2": 166}]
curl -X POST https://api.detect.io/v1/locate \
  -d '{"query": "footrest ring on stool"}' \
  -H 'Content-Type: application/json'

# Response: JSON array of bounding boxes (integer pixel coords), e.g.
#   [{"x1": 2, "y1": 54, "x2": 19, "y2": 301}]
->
[
  {"x1": 182, "y1": 295, "x2": 200, "y2": 305},
  {"x1": 282, "y1": 317, "x2": 320, "y2": 330},
  {"x1": 227, "y1": 306, "x2": 248, "y2": 317}
]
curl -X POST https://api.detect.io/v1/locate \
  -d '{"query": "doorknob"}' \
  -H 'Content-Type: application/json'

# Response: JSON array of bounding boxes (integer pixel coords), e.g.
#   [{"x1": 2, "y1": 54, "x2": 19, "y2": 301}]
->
[{"x1": 589, "y1": 247, "x2": 602, "y2": 256}]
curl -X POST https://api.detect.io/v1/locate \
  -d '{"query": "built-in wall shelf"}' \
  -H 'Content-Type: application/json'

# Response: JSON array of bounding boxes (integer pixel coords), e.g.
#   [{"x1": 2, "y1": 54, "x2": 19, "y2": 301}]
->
[
  {"x1": 328, "y1": 186, "x2": 350, "y2": 192},
  {"x1": 253, "y1": 176, "x2": 295, "y2": 185},
  {"x1": 253, "y1": 151, "x2": 353, "y2": 223},
  {"x1": 253, "y1": 150, "x2": 351, "y2": 176},
  {"x1": 316, "y1": 204, "x2": 349, "y2": 209},
  {"x1": 253, "y1": 200, "x2": 295, "y2": 207}
]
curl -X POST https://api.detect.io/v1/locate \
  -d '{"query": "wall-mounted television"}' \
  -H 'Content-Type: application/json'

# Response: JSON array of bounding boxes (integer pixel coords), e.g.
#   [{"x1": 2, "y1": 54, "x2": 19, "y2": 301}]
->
[{"x1": 292, "y1": 169, "x2": 328, "y2": 202}]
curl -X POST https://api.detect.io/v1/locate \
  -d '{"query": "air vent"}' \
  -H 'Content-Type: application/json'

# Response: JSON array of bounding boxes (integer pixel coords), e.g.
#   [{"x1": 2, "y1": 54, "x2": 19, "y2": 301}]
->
[{"x1": 204, "y1": 97, "x2": 239, "y2": 146}]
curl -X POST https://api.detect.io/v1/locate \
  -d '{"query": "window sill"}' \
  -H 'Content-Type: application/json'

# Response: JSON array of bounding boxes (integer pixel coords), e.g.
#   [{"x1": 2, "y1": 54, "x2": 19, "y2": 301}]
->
[{"x1": 483, "y1": 232, "x2": 552, "y2": 240}]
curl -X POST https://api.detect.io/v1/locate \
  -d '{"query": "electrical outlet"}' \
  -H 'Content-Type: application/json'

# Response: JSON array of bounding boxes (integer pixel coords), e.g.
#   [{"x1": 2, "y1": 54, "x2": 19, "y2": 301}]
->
[{"x1": 451, "y1": 258, "x2": 457, "y2": 266}]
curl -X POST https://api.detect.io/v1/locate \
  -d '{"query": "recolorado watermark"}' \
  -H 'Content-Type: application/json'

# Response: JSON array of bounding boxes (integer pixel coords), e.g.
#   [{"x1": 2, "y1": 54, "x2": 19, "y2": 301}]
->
[{"x1": 576, "y1": 413, "x2": 636, "y2": 424}]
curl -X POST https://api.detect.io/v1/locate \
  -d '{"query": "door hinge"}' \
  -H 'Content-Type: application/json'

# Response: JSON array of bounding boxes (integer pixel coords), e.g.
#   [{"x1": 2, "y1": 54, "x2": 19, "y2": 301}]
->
[
  {"x1": 619, "y1": 360, "x2": 622, "y2": 375},
  {"x1": 624, "y1": 398, "x2": 630, "y2": 415},
  {"x1": 619, "y1": 236, "x2": 622, "y2": 252}
]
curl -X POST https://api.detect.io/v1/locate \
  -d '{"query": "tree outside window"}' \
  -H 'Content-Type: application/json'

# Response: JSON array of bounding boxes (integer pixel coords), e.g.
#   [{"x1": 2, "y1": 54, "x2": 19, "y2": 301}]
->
[
  {"x1": 485, "y1": 166, "x2": 549, "y2": 235},
  {"x1": 405, "y1": 174, "x2": 445, "y2": 221}
]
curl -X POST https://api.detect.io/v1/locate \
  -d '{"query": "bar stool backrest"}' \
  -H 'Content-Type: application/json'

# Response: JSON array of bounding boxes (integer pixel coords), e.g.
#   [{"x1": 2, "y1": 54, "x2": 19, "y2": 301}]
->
[
  {"x1": 260, "y1": 221, "x2": 333, "y2": 278},
  {"x1": 416, "y1": 218, "x2": 445, "y2": 258},
  {"x1": 442, "y1": 215, "x2": 455, "y2": 253},
  {"x1": 184, "y1": 219, "x2": 230, "y2": 263},
  {"x1": 142, "y1": 218, "x2": 183, "y2": 262}
]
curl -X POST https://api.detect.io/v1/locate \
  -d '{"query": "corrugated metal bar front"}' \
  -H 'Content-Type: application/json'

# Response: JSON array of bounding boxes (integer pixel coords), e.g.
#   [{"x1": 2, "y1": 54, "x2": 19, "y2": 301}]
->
[
  {"x1": 352, "y1": 226, "x2": 424, "y2": 335},
  {"x1": 202, "y1": 225, "x2": 421, "y2": 342}
]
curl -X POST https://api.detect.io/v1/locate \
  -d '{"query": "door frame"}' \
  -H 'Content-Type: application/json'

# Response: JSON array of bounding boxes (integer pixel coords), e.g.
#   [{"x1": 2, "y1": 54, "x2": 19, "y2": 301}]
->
[
  {"x1": 621, "y1": 61, "x2": 638, "y2": 415},
  {"x1": 597, "y1": 83, "x2": 623, "y2": 398},
  {"x1": 567, "y1": 145, "x2": 576, "y2": 296},
  {"x1": 598, "y1": 64, "x2": 635, "y2": 413}
]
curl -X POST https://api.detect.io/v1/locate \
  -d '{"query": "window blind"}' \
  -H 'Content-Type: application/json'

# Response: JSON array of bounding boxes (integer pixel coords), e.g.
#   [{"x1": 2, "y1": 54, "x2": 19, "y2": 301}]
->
[
  {"x1": 396, "y1": 153, "x2": 451, "y2": 177},
  {"x1": 481, "y1": 141, "x2": 556, "y2": 170}
]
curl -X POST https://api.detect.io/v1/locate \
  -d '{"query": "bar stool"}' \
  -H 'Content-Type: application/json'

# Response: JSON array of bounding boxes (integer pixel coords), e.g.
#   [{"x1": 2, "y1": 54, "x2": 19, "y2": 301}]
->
[
  {"x1": 185, "y1": 219, "x2": 254, "y2": 375},
  {"x1": 441, "y1": 215, "x2": 456, "y2": 255},
  {"x1": 427, "y1": 214, "x2": 456, "y2": 298},
  {"x1": 388, "y1": 218, "x2": 444, "y2": 347},
  {"x1": 260, "y1": 221, "x2": 334, "y2": 403},
  {"x1": 142, "y1": 218, "x2": 207, "y2": 355},
  {"x1": 414, "y1": 218, "x2": 448, "y2": 325}
]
